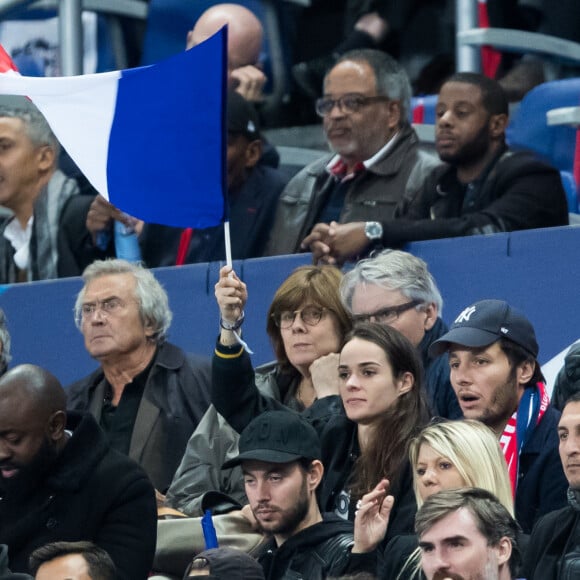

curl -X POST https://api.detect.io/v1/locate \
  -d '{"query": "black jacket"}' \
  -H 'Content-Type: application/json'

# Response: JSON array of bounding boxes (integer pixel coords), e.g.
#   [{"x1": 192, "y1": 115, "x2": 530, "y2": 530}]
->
[
  {"x1": 523, "y1": 489, "x2": 580, "y2": 579},
  {"x1": 379, "y1": 147, "x2": 569, "y2": 247},
  {"x1": 257, "y1": 514, "x2": 374, "y2": 580},
  {"x1": 212, "y1": 342, "x2": 419, "y2": 541},
  {"x1": 516, "y1": 402, "x2": 568, "y2": 533},
  {"x1": 380, "y1": 534, "x2": 421, "y2": 580},
  {"x1": 58, "y1": 194, "x2": 111, "y2": 276},
  {"x1": 419, "y1": 317, "x2": 462, "y2": 420},
  {"x1": 67, "y1": 342, "x2": 211, "y2": 492},
  {"x1": 307, "y1": 397, "x2": 418, "y2": 542},
  {"x1": 0, "y1": 412, "x2": 157, "y2": 579}
]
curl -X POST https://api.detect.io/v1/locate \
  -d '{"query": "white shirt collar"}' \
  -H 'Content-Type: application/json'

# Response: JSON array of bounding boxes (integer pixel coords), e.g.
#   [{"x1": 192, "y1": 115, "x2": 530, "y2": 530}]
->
[
  {"x1": 3, "y1": 215, "x2": 33, "y2": 270},
  {"x1": 325, "y1": 131, "x2": 400, "y2": 173}
]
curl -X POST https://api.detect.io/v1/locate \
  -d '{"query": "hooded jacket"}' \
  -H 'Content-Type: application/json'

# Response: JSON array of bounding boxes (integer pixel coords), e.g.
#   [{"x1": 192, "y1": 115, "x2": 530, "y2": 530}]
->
[{"x1": 256, "y1": 514, "x2": 374, "y2": 579}]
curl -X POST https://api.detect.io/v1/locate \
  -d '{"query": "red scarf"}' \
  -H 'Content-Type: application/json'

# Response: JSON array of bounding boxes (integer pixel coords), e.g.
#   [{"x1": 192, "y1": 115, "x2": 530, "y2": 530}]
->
[{"x1": 499, "y1": 381, "x2": 549, "y2": 497}]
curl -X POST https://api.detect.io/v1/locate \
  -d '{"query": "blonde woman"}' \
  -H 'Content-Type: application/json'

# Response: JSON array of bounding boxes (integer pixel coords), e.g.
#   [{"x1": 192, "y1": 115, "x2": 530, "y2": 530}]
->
[
  {"x1": 409, "y1": 419, "x2": 513, "y2": 514},
  {"x1": 353, "y1": 420, "x2": 514, "y2": 578}
]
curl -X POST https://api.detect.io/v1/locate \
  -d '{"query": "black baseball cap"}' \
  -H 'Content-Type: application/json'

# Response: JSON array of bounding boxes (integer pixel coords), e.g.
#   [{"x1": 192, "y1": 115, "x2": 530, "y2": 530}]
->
[
  {"x1": 227, "y1": 90, "x2": 260, "y2": 140},
  {"x1": 429, "y1": 299, "x2": 538, "y2": 358},
  {"x1": 222, "y1": 410, "x2": 321, "y2": 469}
]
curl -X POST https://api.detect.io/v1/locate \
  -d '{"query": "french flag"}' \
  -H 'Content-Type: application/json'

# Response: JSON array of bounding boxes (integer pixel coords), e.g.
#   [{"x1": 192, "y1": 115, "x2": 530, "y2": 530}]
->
[{"x1": 0, "y1": 29, "x2": 227, "y2": 229}]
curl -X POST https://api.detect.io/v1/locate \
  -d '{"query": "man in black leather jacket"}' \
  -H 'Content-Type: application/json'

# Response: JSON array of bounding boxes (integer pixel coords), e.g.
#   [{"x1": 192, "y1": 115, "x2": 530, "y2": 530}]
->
[{"x1": 222, "y1": 410, "x2": 375, "y2": 579}]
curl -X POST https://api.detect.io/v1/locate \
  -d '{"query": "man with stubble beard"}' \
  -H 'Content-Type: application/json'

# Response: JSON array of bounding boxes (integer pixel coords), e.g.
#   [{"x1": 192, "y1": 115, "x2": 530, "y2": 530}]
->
[
  {"x1": 310, "y1": 72, "x2": 568, "y2": 265},
  {"x1": 429, "y1": 299, "x2": 567, "y2": 534},
  {"x1": 222, "y1": 410, "x2": 375, "y2": 579},
  {"x1": 417, "y1": 488, "x2": 521, "y2": 580}
]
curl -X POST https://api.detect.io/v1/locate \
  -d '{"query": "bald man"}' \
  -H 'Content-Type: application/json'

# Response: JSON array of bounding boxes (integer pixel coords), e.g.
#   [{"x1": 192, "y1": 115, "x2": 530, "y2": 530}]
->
[
  {"x1": 186, "y1": 3, "x2": 266, "y2": 102},
  {"x1": 0, "y1": 365, "x2": 156, "y2": 580}
]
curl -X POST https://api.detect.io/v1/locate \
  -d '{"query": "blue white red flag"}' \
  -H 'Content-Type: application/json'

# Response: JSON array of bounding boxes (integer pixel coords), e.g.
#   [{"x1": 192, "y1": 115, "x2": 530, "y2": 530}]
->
[{"x1": 0, "y1": 29, "x2": 227, "y2": 229}]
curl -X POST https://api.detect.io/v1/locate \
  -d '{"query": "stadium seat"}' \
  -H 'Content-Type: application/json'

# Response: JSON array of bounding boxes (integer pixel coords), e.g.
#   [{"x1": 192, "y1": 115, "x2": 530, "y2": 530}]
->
[
  {"x1": 410, "y1": 95, "x2": 438, "y2": 124},
  {"x1": 0, "y1": 0, "x2": 148, "y2": 73},
  {"x1": 507, "y1": 78, "x2": 580, "y2": 213}
]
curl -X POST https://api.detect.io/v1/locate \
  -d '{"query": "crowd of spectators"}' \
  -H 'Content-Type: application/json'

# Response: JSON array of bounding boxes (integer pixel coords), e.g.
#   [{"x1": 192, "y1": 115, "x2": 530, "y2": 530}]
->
[{"x1": 0, "y1": 2, "x2": 578, "y2": 579}]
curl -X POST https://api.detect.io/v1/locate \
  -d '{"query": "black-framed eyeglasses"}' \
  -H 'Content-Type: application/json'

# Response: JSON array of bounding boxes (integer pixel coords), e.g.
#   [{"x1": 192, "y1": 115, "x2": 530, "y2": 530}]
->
[
  {"x1": 315, "y1": 93, "x2": 390, "y2": 117},
  {"x1": 273, "y1": 306, "x2": 328, "y2": 329},
  {"x1": 353, "y1": 299, "x2": 422, "y2": 326}
]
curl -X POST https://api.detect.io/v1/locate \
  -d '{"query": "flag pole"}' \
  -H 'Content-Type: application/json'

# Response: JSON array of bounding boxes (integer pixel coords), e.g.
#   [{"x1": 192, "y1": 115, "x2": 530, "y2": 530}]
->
[{"x1": 224, "y1": 220, "x2": 233, "y2": 269}]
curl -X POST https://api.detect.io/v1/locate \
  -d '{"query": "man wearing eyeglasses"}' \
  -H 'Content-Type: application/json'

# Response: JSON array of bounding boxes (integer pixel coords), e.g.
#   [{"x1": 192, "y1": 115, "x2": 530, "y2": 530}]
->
[
  {"x1": 304, "y1": 72, "x2": 568, "y2": 265},
  {"x1": 66, "y1": 259, "x2": 211, "y2": 501},
  {"x1": 264, "y1": 48, "x2": 439, "y2": 257}
]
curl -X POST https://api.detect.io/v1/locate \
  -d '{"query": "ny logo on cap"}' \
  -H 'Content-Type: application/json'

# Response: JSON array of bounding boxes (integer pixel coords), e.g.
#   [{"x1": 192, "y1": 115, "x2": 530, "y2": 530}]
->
[{"x1": 455, "y1": 306, "x2": 476, "y2": 324}]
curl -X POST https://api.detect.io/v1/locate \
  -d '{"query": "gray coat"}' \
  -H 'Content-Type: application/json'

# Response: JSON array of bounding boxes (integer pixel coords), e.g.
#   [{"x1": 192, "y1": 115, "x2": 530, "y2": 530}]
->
[{"x1": 165, "y1": 362, "x2": 290, "y2": 515}]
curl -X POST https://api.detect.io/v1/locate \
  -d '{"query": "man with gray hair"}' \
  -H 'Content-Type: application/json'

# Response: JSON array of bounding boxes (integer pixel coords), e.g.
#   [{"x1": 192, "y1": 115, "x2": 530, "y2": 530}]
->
[
  {"x1": 67, "y1": 259, "x2": 211, "y2": 496},
  {"x1": 417, "y1": 488, "x2": 521, "y2": 580},
  {"x1": 340, "y1": 249, "x2": 461, "y2": 418},
  {"x1": 0, "y1": 102, "x2": 88, "y2": 283},
  {"x1": 265, "y1": 49, "x2": 439, "y2": 257}
]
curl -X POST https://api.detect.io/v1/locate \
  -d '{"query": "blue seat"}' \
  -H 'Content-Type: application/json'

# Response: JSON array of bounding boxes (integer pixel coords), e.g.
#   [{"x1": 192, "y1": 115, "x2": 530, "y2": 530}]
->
[
  {"x1": 507, "y1": 78, "x2": 580, "y2": 213},
  {"x1": 410, "y1": 94, "x2": 438, "y2": 124}
]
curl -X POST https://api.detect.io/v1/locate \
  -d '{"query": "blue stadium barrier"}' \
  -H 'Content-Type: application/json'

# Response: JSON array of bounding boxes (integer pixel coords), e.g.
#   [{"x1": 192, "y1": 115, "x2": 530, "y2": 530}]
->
[
  {"x1": 1, "y1": 227, "x2": 579, "y2": 387},
  {"x1": 0, "y1": 253, "x2": 311, "y2": 386}
]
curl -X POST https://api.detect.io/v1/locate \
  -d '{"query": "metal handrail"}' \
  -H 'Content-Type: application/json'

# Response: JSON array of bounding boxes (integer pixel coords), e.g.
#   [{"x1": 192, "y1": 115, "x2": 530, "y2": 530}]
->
[{"x1": 0, "y1": 0, "x2": 148, "y2": 75}]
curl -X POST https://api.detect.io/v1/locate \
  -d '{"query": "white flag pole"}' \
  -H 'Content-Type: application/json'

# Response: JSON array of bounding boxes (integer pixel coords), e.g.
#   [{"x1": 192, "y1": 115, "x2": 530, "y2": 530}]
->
[{"x1": 224, "y1": 220, "x2": 233, "y2": 269}]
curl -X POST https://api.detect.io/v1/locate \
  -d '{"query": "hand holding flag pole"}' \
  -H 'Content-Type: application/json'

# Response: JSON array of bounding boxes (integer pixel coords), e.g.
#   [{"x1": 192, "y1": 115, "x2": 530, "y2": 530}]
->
[{"x1": 0, "y1": 28, "x2": 228, "y2": 231}]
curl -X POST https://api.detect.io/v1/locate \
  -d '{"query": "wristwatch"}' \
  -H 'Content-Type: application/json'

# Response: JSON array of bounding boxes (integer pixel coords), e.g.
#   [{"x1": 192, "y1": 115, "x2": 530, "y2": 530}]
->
[{"x1": 364, "y1": 221, "x2": 383, "y2": 241}]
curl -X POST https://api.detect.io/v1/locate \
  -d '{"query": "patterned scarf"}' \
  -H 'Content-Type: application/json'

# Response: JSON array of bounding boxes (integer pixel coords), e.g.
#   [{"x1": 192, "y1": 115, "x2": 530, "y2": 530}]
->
[{"x1": 499, "y1": 381, "x2": 549, "y2": 497}]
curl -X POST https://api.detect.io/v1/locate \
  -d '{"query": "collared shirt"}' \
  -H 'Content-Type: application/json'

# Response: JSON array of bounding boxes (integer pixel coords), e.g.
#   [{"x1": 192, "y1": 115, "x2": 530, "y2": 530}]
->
[
  {"x1": 325, "y1": 131, "x2": 400, "y2": 178},
  {"x1": 100, "y1": 353, "x2": 156, "y2": 455},
  {"x1": 3, "y1": 216, "x2": 32, "y2": 270},
  {"x1": 319, "y1": 132, "x2": 400, "y2": 223}
]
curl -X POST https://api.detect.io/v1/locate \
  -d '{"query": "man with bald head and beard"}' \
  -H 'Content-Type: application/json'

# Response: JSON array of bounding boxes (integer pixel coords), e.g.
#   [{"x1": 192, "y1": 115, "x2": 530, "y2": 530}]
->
[{"x1": 0, "y1": 364, "x2": 156, "y2": 579}]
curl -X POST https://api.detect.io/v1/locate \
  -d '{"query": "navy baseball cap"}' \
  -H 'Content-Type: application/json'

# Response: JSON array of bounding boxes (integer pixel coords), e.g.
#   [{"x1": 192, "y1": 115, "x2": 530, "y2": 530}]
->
[
  {"x1": 222, "y1": 410, "x2": 321, "y2": 469},
  {"x1": 429, "y1": 299, "x2": 538, "y2": 358}
]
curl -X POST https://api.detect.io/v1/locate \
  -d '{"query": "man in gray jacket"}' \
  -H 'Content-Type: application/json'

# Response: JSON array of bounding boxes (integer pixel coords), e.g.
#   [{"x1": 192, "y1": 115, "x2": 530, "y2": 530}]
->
[{"x1": 264, "y1": 48, "x2": 438, "y2": 257}]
